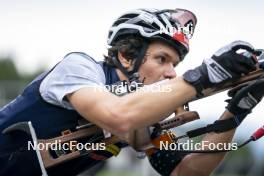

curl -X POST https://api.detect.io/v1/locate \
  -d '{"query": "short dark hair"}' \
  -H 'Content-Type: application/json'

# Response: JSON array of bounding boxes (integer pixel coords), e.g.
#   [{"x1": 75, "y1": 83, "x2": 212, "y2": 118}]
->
[{"x1": 104, "y1": 36, "x2": 145, "y2": 66}]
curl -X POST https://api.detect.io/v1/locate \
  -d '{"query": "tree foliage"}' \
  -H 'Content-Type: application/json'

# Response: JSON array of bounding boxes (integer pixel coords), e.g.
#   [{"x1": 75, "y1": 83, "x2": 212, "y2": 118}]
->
[{"x1": 0, "y1": 57, "x2": 20, "y2": 80}]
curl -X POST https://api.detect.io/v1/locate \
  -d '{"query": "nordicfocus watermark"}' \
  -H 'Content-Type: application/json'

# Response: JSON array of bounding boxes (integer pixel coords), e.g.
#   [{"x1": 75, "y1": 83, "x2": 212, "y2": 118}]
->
[
  {"x1": 27, "y1": 140, "x2": 106, "y2": 151},
  {"x1": 159, "y1": 23, "x2": 194, "y2": 39},
  {"x1": 92, "y1": 81, "x2": 172, "y2": 95},
  {"x1": 160, "y1": 140, "x2": 238, "y2": 151}
]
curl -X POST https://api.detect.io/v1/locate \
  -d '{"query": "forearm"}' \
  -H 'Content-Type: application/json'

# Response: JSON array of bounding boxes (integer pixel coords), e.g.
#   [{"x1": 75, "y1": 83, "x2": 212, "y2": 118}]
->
[
  {"x1": 116, "y1": 77, "x2": 196, "y2": 129},
  {"x1": 69, "y1": 77, "x2": 196, "y2": 135},
  {"x1": 172, "y1": 111, "x2": 236, "y2": 176}
]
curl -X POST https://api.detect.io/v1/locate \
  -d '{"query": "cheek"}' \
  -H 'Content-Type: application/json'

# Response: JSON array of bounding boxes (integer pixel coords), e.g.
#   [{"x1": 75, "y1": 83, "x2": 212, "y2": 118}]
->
[{"x1": 139, "y1": 60, "x2": 163, "y2": 84}]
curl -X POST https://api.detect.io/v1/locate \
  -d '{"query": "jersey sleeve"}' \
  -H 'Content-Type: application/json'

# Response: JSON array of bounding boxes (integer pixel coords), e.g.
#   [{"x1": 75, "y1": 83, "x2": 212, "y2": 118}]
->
[{"x1": 39, "y1": 53, "x2": 106, "y2": 109}]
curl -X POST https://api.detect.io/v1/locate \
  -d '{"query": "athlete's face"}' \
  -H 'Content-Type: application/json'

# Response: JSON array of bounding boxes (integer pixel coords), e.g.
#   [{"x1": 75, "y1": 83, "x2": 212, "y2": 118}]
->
[{"x1": 138, "y1": 41, "x2": 180, "y2": 84}]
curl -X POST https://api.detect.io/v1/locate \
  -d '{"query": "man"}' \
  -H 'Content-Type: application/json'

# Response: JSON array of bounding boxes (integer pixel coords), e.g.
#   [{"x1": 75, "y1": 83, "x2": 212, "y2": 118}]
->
[{"x1": 0, "y1": 8, "x2": 263, "y2": 176}]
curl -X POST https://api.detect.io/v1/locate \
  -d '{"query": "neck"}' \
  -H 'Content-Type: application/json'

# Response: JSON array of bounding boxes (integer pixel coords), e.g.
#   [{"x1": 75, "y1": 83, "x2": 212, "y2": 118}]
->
[{"x1": 116, "y1": 69, "x2": 129, "y2": 82}]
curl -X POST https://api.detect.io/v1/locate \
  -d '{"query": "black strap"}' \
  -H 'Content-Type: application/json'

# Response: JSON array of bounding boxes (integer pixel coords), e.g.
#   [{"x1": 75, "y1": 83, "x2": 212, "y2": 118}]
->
[
  {"x1": 186, "y1": 112, "x2": 249, "y2": 138},
  {"x1": 128, "y1": 42, "x2": 149, "y2": 78},
  {"x1": 112, "y1": 42, "x2": 149, "y2": 82},
  {"x1": 112, "y1": 56, "x2": 131, "y2": 78}
]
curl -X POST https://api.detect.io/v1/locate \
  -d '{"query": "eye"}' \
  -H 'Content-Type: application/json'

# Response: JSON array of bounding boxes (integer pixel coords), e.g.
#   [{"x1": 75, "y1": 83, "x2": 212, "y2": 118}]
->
[{"x1": 157, "y1": 56, "x2": 166, "y2": 64}]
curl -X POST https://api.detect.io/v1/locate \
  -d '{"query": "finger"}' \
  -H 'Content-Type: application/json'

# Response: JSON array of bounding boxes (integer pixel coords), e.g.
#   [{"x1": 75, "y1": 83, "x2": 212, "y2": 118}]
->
[
  {"x1": 254, "y1": 49, "x2": 264, "y2": 56},
  {"x1": 227, "y1": 83, "x2": 248, "y2": 97},
  {"x1": 233, "y1": 78, "x2": 264, "y2": 104},
  {"x1": 231, "y1": 40, "x2": 255, "y2": 53},
  {"x1": 249, "y1": 77, "x2": 264, "y2": 101},
  {"x1": 238, "y1": 55, "x2": 257, "y2": 72},
  {"x1": 230, "y1": 53, "x2": 257, "y2": 73},
  {"x1": 242, "y1": 52, "x2": 258, "y2": 64}
]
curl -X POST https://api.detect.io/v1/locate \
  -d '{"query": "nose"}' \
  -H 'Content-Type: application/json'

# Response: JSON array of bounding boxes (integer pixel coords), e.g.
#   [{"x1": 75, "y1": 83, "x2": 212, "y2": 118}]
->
[{"x1": 164, "y1": 64, "x2": 176, "y2": 79}]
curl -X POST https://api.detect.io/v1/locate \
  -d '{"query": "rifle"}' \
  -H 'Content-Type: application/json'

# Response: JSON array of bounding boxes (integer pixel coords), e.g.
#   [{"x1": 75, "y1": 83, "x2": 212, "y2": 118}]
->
[
  {"x1": 26, "y1": 68, "x2": 264, "y2": 169},
  {"x1": 202, "y1": 69, "x2": 264, "y2": 99},
  {"x1": 4, "y1": 50, "x2": 264, "y2": 171}
]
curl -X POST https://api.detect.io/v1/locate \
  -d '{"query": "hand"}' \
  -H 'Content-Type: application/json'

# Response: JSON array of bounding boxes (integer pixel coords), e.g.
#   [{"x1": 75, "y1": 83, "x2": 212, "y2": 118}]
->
[
  {"x1": 202, "y1": 40, "x2": 257, "y2": 86},
  {"x1": 226, "y1": 76, "x2": 264, "y2": 116},
  {"x1": 183, "y1": 41, "x2": 257, "y2": 96}
]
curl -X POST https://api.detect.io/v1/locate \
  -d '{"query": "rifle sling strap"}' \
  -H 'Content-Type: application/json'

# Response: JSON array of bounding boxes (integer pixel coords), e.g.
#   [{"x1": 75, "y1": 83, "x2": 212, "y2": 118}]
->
[{"x1": 186, "y1": 113, "x2": 249, "y2": 138}]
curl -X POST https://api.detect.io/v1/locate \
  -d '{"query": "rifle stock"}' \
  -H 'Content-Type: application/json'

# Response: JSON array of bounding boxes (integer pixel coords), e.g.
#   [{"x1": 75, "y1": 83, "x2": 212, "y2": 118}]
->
[
  {"x1": 131, "y1": 110, "x2": 200, "y2": 151},
  {"x1": 201, "y1": 69, "x2": 264, "y2": 98},
  {"x1": 38, "y1": 69, "x2": 264, "y2": 169},
  {"x1": 156, "y1": 111, "x2": 200, "y2": 130}
]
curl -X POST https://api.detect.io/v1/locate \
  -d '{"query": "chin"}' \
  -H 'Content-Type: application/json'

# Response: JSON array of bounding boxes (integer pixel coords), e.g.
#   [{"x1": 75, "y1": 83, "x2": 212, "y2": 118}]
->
[
  {"x1": 141, "y1": 77, "x2": 162, "y2": 85},
  {"x1": 146, "y1": 80, "x2": 159, "y2": 85}
]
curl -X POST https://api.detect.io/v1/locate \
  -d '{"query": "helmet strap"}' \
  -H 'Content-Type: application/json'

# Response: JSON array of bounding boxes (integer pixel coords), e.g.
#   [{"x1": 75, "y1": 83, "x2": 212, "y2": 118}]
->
[
  {"x1": 129, "y1": 41, "x2": 149, "y2": 76},
  {"x1": 112, "y1": 41, "x2": 149, "y2": 83}
]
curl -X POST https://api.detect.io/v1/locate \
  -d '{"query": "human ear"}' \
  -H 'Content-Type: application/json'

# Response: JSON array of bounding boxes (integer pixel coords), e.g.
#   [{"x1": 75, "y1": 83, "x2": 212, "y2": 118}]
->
[{"x1": 117, "y1": 52, "x2": 133, "y2": 70}]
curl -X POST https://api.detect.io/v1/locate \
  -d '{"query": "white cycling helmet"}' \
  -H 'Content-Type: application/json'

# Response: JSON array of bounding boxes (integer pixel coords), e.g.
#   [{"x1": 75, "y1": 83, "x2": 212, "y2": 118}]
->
[{"x1": 107, "y1": 8, "x2": 197, "y2": 60}]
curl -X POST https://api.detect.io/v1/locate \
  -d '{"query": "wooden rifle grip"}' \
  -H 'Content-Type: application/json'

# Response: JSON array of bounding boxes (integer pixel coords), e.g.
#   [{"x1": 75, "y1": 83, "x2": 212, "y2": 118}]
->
[{"x1": 157, "y1": 111, "x2": 200, "y2": 130}]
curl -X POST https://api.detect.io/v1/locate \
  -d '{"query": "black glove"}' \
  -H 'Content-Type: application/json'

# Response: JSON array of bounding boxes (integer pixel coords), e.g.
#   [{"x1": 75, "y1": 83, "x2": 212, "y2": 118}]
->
[
  {"x1": 183, "y1": 41, "x2": 257, "y2": 96},
  {"x1": 226, "y1": 76, "x2": 264, "y2": 116}
]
